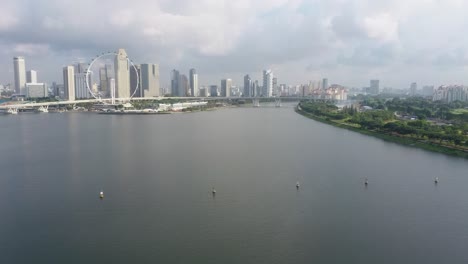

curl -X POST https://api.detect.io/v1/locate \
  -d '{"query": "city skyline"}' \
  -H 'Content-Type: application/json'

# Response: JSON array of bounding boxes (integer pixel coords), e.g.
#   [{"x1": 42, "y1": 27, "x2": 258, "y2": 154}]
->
[{"x1": 2, "y1": 1, "x2": 468, "y2": 89}]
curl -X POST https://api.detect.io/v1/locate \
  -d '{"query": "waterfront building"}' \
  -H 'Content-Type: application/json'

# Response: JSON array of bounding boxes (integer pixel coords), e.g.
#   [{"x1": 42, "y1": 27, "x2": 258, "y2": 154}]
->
[
  {"x1": 273, "y1": 77, "x2": 278, "y2": 96},
  {"x1": 244, "y1": 74, "x2": 252, "y2": 97},
  {"x1": 13, "y1": 57, "x2": 26, "y2": 95},
  {"x1": 221, "y1": 78, "x2": 232, "y2": 97},
  {"x1": 26, "y1": 70, "x2": 37, "y2": 83},
  {"x1": 129, "y1": 64, "x2": 141, "y2": 97},
  {"x1": 262, "y1": 70, "x2": 273, "y2": 97},
  {"x1": 178, "y1": 74, "x2": 189, "y2": 97},
  {"x1": 210, "y1": 85, "x2": 218, "y2": 97},
  {"x1": 140, "y1": 64, "x2": 160, "y2": 97},
  {"x1": 189, "y1": 69, "x2": 198, "y2": 97},
  {"x1": 171, "y1": 70, "x2": 180, "y2": 96},
  {"x1": 26, "y1": 83, "x2": 48, "y2": 98},
  {"x1": 114, "y1": 48, "x2": 131, "y2": 98},
  {"x1": 63, "y1": 66, "x2": 75, "y2": 101}
]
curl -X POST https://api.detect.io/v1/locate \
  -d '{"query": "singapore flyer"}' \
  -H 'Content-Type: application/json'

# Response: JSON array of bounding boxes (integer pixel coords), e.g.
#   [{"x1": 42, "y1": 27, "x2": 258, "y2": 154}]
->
[{"x1": 85, "y1": 49, "x2": 139, "y2": 102}]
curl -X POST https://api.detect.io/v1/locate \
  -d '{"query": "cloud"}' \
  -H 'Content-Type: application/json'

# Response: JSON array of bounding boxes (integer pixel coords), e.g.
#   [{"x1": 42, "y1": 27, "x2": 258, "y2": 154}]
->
[{"x1": 1, "y1": 0, "x2": 468, "y2": 88}]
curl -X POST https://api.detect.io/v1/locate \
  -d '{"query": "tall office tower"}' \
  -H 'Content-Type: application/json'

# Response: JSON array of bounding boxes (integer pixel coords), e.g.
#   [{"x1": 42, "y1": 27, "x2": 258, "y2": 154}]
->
[
  {"x1": 26, "y1": 70, "x2": 37, "y2": 83},
  {"x1": 262, "y1": 70, "x2": 273, "y2": 97},
  {"x1": 189, "y1": 68, "x2": 198, "y2": 97},
  {"x1": 221, "y1": 79, "x2": 232, "y2": 97},
  {"x1": 322, "y1": 78, "x2": 328, "y2": 90},
  {"x1": 129, "y1": 64, "x2": 142, "y2": 97},
  {"x1": 410, "y1": 82, "x2": 417, "y2": 96},
  {"x1": 99, "y1": 68, "x2": 109, "y2": 96},
  {"x1": 74, "y1": 63, "x2": 90, "y2": 99},
  {"x1": 140, "y1": 64, "x2": 160, "y2": 97},
  {"x1": 244, "y1": 74, "x2": 252, "y2": 97},
  {"x1": 178, "y1": 74, "x2": 189, "y2": 97},
  {"x1": 63, "y1": 66, "x2": 75, "y2": 101},
  {"x1": 13, "y1": 57, "x2": 26, "y2": 95},
  {"x1": 210, "y1": 85, "x2": 218, "y2": 97},
  {"x1": 171, "y1": 69, "x2": 180, "y2": 96},
  {"x1": 272, "y1": 77, "x2": 278, "y2": 96},
  {"x1": 370, "y1": 80, "x2": 380, "y2": 95},
  {"x1": 255, "y1": 80, "x2": 261, "y2": 97},
  {"x1": 114, "y1": 48, "x2": 131, "y2": 98}
]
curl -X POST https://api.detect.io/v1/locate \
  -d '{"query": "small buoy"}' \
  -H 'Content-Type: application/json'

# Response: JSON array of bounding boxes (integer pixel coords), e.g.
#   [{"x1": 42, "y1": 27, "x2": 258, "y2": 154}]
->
[
  {"x1": 434, "y1": 177, "x2": 439, "y2": 184},
  {"x1": 365, "y1": 178, "x2": 369, "y2": 186},
  {"x1": 212, "y1": 187, "x2": 216, "y2": 194},
  {"x1": 296, "y1": 181, "x2": 300, "y2": 189},
  {"x1": 99, "y1": 191, "x2": 104, "y2": 199}
]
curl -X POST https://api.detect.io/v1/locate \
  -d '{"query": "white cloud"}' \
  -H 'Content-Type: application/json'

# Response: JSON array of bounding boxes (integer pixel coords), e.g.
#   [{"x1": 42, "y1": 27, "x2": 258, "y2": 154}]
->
[
  {"x1": 1, "y1": 0, "x2": 468, "y2": 88},
  {"x1": 363, "y1": 14, "x2": 399, "y2": 43}
]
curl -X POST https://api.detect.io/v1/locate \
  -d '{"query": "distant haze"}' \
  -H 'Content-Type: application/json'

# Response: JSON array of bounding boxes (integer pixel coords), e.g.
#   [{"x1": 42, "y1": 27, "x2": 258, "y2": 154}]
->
[{"x1": 1, "y1": 0, "x2": 468, "y2": 88}]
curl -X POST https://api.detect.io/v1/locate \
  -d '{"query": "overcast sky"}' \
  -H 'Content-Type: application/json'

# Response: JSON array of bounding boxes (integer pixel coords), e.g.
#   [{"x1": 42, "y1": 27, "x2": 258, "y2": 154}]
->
[{"x1": 1, "y1": 0, "x2": 468, "y2": 89}]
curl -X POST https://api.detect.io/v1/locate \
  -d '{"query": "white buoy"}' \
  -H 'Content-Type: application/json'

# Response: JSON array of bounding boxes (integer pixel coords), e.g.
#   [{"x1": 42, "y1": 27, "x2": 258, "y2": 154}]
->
[
  {"x1": 212, "y1": 187, "x2": 216, "y2": 194},
  {"x1": 434, "y1": 177, "x2": 439, "y2": 184},
  {"x1": 99, "y1": 191, "x2": 104, "y2": 199},
  {"x1": 365, "y1": 178, "x2": 369, "y2": 186},
  {"x1": 296, "y1": 181, "x2": 300, "y2": 189}
]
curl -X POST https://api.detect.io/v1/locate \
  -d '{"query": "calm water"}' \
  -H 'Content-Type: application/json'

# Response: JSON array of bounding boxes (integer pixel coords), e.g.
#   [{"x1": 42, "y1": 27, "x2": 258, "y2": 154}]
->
[{"x1": 1, "y1": 105, "x2": 467, "y2": 264}]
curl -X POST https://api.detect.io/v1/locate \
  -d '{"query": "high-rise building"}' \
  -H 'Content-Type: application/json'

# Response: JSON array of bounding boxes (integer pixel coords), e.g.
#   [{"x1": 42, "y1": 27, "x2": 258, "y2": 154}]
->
[
  {"x1": 63, "y1": 66, "x2": 75, "y2": 101},
  {"x1": 410, "y1": 82, "x2": 417, "y2": 96},
  {"x1": 370, "y1": 80, "x2": 380, "y2": 95},
  {"x1": 210, "y1": 85, "x2": 218, "y2": 97},
  {"x1": 171, "y1": 70, "x2": 180, "y2": 96},
  {"x1": 13, "y1": 57, "x2": 26, "y2": 95},
  {"x1": 272, "y1": 77, "x2": 278, "y2": 96},
  {"x1": 322, "y1": 78, "x2": 328, "y2": 90},
  {"x1": 73, "y1": 63, "x2": 91, "y2": 99},
  {"x1": 26, "y1": 83, "x2": 48, "y2": 98},
  {"x1": 189, "y1": 68, "x2": 198, "y2": 97},
  {"x1": 26, "y1": 70, "x2": 37, "y2": 83},
  {"x1": 244, "y1": 74, "x2": 252, "y2": 97},
  {"x1": 140, "y1": 64, "x2": 160, "y2": 97},
  {"x1": 255, "y1": 80, "x2": 260, "y2": 97},
  {"x1": 221, "y1": 79, "x2": 232, "y2": 97},
  {"x1": 114, "y1": 48, "x2": 131, "y2": 98},
  {"x1": 179, "y1": 74, "x2": 189, "y2": 97},
  {"x1": 262, "y1": 70, "x2": 273, "y2": 97},
  {"x1": 129, "y1": 64, "x2": 142, "y2": 97},
  {"x1": 99, "y1": 68, "x2": 109, "y2": 97}
]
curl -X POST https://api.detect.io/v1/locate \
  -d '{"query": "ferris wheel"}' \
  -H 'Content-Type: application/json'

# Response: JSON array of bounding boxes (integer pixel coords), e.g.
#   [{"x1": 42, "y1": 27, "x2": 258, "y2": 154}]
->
[{"x1": 85, "y1": 50, "x2": 140, "y2": 103}]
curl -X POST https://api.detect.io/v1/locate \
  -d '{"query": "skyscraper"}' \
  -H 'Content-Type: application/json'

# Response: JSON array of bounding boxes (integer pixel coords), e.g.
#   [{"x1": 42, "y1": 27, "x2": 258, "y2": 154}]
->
[
  {"x1": 114, "y1": 48, "x2": 131, "y2": 98},
  {"x1": 140, "y1": 64, "x2": 160, "y2": 97},
  {"x1": 210, "y1": 85, "x2": 218, "y2": 97},
  {"x1": 322, "y1": 78, "x2": 328, "y2": 90},
  {"x1": 272, "y1": 77, "x2": 278, "y2": 96},
  {"x1": 74, "y1": 63, "x2": 90, "y2": 99},
  {"x1": 262, "y1": 70, "x2": 273, "y2": 97},
  {"x1": 370, "y1": 80, "x2": 380, "y2": 95},
  {"x1": 99, "y1": 67, "x2": 109, "y2": 97},
  {"x1": 178, "y1": 74, "x2": 189, "y2": 97},
  {"x1": 63, "y1": 66, "x2": 75, "y2": 101},
  {"x1": 244, "y1": 74, "x2": 252, "y2": 97},
  {"x1": 13, "y1": 57, "x2": 26, "y2": 95},
  {"x1": 189, "y1": 68, "x2": 198, "y2": 97},
  {"x1": 221, "y1": 79, "x2": 232, "y2": 97},
  {"x1": 26, "y1": 70, "x2": 37, "y2": 83},
  {"x1": 171, "y1": 69, "x2": 180, "y2": 96},
  {"x1": 129, "y1": 64, "x2": 142, "y2": 97}
]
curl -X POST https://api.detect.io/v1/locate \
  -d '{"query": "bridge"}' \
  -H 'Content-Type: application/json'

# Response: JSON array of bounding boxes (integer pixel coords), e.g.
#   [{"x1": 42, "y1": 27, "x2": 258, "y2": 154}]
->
[{"x1": 0, "y1": 96, "x2": 308, "y2": 111}]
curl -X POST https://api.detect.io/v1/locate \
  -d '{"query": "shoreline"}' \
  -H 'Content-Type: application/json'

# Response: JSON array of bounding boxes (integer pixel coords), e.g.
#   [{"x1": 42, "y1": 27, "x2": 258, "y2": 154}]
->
[{"x1": 295, "y1": 105, "x2": 468, "y2": 159}]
